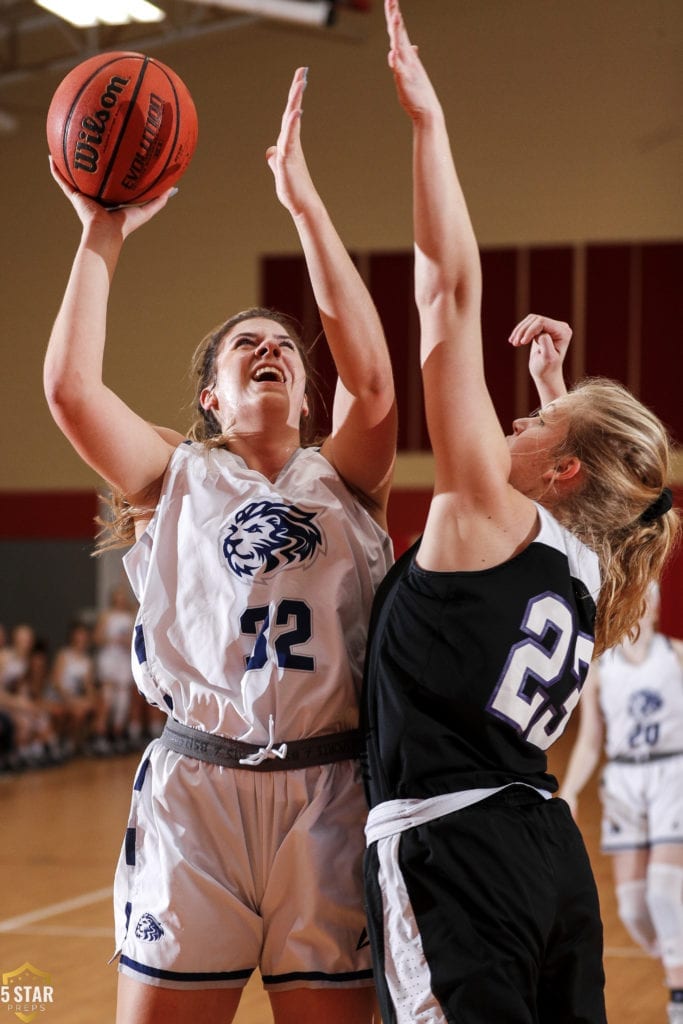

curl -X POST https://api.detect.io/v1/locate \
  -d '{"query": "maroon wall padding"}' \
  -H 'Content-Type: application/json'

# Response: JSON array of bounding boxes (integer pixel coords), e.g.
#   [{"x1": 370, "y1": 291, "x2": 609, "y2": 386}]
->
[
  {"x1": 640, "y1": 243, "x2": 683, "y2": 445},
  {"x1": 368, "y1": 252, "x2": 425, "y2": 451},
  {"x1": 0, "y1": 491, "x2": 99, "y2": 539},
  {"x1": 584, "y1": 244, "x2": 632, "y2": 385},
  {"x1": 387, "y1": 487, "x2": 433, "y2": 558},
  {"x1": 262, "y1": 242, "x2": 683, "y2": 448},
  {"x1": 480, "y1": 248, "x2": 519, "y2": 431},
  {"x1": 528, "y1": 247, "x2": 575, "y2": 321},
  {"x1": 526, "y1": 246, "x2": 574, "y2": 415}
]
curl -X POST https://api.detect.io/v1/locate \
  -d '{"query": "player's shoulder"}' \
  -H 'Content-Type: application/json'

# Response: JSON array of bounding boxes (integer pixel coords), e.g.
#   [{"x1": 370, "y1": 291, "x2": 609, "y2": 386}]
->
[{"x1": 533, "y1": 503, "x2": 600, "y2": 599}]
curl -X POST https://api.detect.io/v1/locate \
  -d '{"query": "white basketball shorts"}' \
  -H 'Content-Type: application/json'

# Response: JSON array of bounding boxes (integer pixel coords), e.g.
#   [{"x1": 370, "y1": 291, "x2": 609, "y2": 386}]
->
[
  {"x1": 600, "y1": 755, "x2": 683, "y2": 852},
  {"x1": 113, "y1": 739, "x2": 373, "y2": 990}
]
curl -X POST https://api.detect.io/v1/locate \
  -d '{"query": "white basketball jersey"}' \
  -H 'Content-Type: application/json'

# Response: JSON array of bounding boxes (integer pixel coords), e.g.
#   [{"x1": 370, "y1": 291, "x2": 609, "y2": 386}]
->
[
  {"x1": 101, "y1": 609, "x2": 135, "y2": 646},
  {"x1": 58, "y1": 649, "x2": 92, "y2": 697},
  {"x1": 124, "y1": 443, "x2": 393, "y2": 745},
  {"x1": 599, "y1": 633, "x2": 683, "y2": 759}
]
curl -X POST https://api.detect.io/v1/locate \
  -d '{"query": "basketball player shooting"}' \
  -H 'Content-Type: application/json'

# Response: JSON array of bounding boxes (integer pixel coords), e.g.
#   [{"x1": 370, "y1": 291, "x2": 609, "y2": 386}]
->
[{"x1": 44, "y1": 67, "x2": 395, "y2": 1024}]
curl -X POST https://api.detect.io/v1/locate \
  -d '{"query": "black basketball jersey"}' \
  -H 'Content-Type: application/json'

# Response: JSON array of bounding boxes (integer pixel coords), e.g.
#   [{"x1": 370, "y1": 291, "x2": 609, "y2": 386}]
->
[{"x1": 361, "y1": 505, "x2": 600, "y2": 806}]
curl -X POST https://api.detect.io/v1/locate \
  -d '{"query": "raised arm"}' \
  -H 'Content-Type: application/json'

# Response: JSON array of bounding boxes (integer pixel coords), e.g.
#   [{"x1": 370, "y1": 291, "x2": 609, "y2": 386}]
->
[
  {"x1": 557, "y1": 664, "x2": 605, "y2": 818},
  {"x1": 385, "y1": 0, "x2": 535, "y2": 570},
  {"x1": 267, "y1": 68, "x2": 396, "y2": 520},
  {"x1": 43, "y1": 167, "x2": 177, "y2": 505},
  {"x1": 509, "y1": 313, "x2": 572, "y2": 407}
]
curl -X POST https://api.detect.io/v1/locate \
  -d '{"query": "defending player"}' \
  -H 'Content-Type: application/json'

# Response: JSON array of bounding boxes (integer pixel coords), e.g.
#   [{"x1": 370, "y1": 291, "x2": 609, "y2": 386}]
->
[{"x1": 361, "y1": 3, "x2": 679, "y2": 1022}]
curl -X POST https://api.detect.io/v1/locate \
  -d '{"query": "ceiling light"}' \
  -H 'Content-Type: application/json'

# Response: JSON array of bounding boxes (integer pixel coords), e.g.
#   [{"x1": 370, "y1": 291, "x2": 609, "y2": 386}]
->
[
  {"x1": 34, "y1": 0, "x2": 166, "y2": 28},
  {"x1": 185, "y1": 0, "x2": 336, "y2": 29}
]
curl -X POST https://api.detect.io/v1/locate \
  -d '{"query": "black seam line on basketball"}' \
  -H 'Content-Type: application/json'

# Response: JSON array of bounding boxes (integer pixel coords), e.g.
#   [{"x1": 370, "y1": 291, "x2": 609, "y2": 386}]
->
[
  {"x1": 62, "y1": 53, "x2": 138, "y2": 192},
  {"x1": 133, "y1": 66, "x2": 183, "y2": 203},
  {"x1": 98, "y1": 56, "x2": 150, "y2": 202}
]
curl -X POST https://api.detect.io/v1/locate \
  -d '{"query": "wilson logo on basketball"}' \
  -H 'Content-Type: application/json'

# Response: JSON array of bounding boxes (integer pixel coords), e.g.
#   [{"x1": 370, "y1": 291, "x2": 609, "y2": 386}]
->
[
  {"x1": 73, "y1": 75, "x2": 130, "y2": 174},
  {"x1": 121, "y1": 93, "x2": 166, "y2": 192}
]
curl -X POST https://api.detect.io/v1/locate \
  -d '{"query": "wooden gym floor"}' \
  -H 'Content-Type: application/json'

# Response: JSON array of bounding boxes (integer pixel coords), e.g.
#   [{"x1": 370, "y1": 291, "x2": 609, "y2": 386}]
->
[{"x1": 0, "y1": 720, "x2": 667, "y2": 1023}]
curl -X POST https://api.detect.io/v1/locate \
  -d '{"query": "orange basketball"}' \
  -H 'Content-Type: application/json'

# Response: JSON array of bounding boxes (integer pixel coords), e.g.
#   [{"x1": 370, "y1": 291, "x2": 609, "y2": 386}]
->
[{"x1": 47, "y1": 51, "x2": 198, "y2": 206}]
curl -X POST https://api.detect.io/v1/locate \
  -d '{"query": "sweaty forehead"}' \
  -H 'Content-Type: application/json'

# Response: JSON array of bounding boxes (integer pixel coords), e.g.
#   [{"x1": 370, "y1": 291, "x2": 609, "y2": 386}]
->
[{"x1": 226, "y1": 317, "x2": 294, "y2": 341}]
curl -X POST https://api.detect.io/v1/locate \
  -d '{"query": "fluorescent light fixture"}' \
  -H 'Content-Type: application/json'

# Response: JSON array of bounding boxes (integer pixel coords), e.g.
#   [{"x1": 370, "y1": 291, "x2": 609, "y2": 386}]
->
[
  {"x1": 35, "y1": 0, "x2": 166, "y2": 28},
  {"x1": 185, "y1": 0, "x2": 336, "y2": 28}
]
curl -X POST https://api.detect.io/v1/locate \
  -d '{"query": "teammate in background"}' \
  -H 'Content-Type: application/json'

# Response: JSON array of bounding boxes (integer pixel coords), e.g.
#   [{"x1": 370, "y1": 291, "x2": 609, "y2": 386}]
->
[
  {"x1": 93, "y1": 585, "x2": 138, "y2": 753},
  {"x1": 51, "y1": 621, "x2": 101, "y2": 757},
  {"x1": 44, "y1": 67, "x2": 395, "y2": 1024},
  {"x1": 361, "y1": 3, "x2": 679, "y2": 1023},
  {"x1": 17, "y1": 638, "x2": 64, "y2": 763},
  {"x1": 1, "y1": 631, "x2": 62, "y2": 768},
  {"x1": 0, "y1": 623, "x2": 36, "y2": 693},
  {"x1": 560, "y1": 585, "x2": 683, "y2": 1024}
]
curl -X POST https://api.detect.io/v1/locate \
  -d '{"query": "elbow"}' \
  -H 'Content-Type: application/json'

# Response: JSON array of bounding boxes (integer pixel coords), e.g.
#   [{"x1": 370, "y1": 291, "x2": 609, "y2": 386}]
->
[
  {"x1": 414, "y1": 259, "x2": 454, "y2": 309},
  {"x1": 415, "y1": 279, "x2": 481, "y2": 325},
  {"x1": 415, "y1": 266, "x2": 481, "y2": 314},
  {"x1": 43, "y1": 367, "x2": 72, "y2": 415},
  {"x1": 358, "y1": 367, "x2": 395, "y2": 414},
  {"x1": 43, "y1": 364, "x2": 89, "y2": 425}
]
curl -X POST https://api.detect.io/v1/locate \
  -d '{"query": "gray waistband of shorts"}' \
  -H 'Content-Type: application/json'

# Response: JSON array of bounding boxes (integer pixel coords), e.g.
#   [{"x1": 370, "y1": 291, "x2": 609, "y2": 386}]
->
[
  {"x1": 160, "y1": 719, "x2": 363, "y2": 772},
  {"x1": 611, "y1": 749, "x2": 683, "y2": 765}
]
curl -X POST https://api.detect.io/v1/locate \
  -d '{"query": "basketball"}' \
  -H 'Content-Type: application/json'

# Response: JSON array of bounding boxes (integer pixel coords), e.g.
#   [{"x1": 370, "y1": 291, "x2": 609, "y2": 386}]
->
[{"x1": 47, "y1": 51, "x2": 198, "y2": 206}]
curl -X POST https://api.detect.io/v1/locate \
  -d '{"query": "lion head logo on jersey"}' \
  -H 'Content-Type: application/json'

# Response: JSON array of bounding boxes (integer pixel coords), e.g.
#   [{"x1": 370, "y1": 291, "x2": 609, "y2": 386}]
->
[
  {"x1": 628, "y1": 689, "x2": 663, "y2": 720},
  {"x1": 220, "y1": 499, "x2": 325, "y2": 579}
]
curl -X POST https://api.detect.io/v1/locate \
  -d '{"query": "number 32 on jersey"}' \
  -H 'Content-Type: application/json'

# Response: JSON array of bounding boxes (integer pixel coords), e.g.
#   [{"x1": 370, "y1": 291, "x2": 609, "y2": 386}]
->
[
  {"x1": 487, "y1": 592, "x2": 594, "y2": 750},
  {"x1": 241, "y1": 599, "x2": 315, "y2": 672}
]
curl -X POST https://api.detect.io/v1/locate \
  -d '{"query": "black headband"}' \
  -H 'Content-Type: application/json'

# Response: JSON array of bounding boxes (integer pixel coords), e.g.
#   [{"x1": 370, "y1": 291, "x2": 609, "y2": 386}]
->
[{"x1": 640, "y1": 486, "x2": 673, "y2": 523}]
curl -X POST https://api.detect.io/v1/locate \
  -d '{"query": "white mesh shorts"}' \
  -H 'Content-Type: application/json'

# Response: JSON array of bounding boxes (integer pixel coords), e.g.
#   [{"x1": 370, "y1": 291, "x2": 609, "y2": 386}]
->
[
  {"x1": 113, "y1": 739, "x2": 373, "y2": 990},
  {"x1": 600, "y1": 755, "x2": 683, "y2": 852}
]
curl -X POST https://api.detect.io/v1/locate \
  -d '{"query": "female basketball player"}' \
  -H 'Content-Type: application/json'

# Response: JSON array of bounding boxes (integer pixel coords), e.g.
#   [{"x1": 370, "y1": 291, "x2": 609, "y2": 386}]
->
[
  {"x1": 45, "y1": 68, "x2": 395, "y2": 1024},
  {"x1": 361, "y1": 3, "x2": 679, "y2": 1023},
  {"x1": 560, "y1": 585, "x2": 683, "y2": 1024},
  {"x1": 51, "y1": 620, "x2": 100, "y2": 757},
  {"x1": 93, "y1": 585, "x2": 138, "y2": 753}
]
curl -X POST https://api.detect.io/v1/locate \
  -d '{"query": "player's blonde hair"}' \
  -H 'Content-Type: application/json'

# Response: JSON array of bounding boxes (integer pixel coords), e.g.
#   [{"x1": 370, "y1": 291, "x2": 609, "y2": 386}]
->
[{"x1": 548, "y1": 378, "x2": 679, "y2": 656}]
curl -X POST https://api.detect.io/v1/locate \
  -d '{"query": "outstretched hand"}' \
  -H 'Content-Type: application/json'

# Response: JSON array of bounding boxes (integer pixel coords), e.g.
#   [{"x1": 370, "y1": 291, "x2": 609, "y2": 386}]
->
[
  {"x1": 266, "y1": 67, "x2": 317, "y2": 217},
  {"x1": 384, "y1": 0, "x2": 441, "y2": 122},
  {"x1": 49, "y1": 156, "x2": 175, "y2": 240},
  {"x1": 509, "y1": 313, "x2": 572, "y2": 401}
]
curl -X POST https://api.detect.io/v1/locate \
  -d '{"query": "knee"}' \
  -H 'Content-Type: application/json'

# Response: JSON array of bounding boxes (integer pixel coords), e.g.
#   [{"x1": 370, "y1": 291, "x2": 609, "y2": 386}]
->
[
  {"x1": 616, "y1": 878, "x2": 659, "y2": 957},
  {"x1": 646, "y1": 862, "x2": 683, "y2": 969}
]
